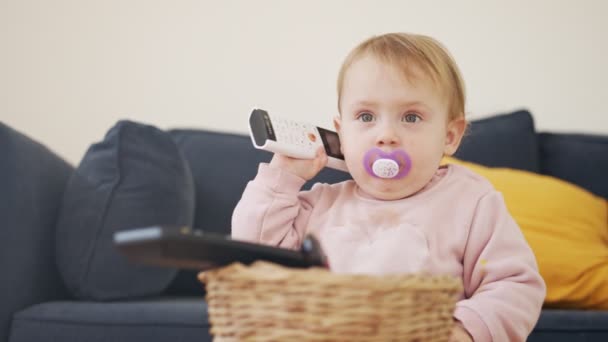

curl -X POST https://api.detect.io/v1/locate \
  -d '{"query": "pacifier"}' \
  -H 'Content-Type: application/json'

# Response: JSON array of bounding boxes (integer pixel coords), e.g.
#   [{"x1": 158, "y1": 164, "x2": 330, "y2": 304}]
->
[{"x1": 363, "y1": 148, "x2": 412, "y2": 179}]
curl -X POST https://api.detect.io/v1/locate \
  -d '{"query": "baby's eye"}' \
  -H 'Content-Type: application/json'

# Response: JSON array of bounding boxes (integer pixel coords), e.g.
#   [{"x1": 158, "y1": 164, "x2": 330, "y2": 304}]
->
[
  {"x1": 402, "y1": 113, "x2": 421, "y2": 123},
  {"x1": 358, "y1": 112, "x2": 375, "y2": 122}
]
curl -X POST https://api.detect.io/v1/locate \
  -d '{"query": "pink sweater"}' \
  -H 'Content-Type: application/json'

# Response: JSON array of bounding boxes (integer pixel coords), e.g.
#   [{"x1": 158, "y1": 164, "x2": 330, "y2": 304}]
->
[{"x1": 232, "y1": 163, "x2": 546, "y2": 342}]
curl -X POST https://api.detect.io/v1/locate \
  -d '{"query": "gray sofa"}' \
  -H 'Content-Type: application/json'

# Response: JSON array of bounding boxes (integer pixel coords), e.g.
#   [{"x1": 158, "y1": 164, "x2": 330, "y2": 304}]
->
[{"x1": 1, "y1": 109, "x2": 607, "y2": 341}]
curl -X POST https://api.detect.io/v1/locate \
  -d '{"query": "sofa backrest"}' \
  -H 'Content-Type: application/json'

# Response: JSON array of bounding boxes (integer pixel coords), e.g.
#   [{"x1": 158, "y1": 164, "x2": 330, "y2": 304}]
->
[
  {"x1": 169, "y1": 129, "x2": 351, "y2": 236},
  {"x1": 538, "y1": 133, "x2": 608, "y2": 199},
  {"x1": 455, "y1": 109, "x2": 607, "y2": 198}
]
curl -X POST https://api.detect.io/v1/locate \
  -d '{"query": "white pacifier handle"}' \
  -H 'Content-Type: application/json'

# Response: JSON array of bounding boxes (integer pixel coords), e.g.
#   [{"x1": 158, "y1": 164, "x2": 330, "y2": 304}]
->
[
  {"x1": 363, "y1": 148, "x2": 412, "y2": 179},
  {"x1": 372, "y1": 159, "x2": 400, "y2": 179}
]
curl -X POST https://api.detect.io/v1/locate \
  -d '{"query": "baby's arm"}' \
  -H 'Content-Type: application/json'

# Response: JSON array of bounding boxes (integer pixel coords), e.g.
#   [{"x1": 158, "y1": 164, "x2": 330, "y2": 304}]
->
[
  {"x1": 231, "y1": 149, "x2": 327, "y2": 249},
  {"x1": 455, "y1": 191, "x2": 546, "y2": 342}
]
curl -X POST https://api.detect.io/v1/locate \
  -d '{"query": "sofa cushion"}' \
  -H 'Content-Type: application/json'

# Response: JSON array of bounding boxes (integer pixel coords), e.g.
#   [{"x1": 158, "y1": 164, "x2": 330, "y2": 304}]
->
[
  {"x1": 0, "y1": 122, "x2": 73, "y2": 342},
  {"x1": 9, "y1": 298, "x2": 211, "y2": 342},
  {"x1": 455, "y1": 109, "x2": 541, "y2": 172},
  {"x1": 539, "y1": 133, "x2": 608, "y2": 199},
  {"x1": 528, "y1": 309, "x2": 608, "y2": 342},
  {"x1": 56, "y1": 120, "x2": 195, "y2": 300}
]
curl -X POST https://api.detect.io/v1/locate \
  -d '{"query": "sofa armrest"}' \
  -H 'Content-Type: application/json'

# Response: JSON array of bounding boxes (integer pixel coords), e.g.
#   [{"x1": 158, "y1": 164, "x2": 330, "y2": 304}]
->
[{"x1": 0, "y1": 122, "x2": 73, "y2": 341}]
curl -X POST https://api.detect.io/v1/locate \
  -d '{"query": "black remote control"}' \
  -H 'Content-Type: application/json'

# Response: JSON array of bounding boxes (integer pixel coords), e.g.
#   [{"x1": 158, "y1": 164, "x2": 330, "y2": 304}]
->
[{"x1": 113, "y1": 225, "x2": 328, "y2": 270}]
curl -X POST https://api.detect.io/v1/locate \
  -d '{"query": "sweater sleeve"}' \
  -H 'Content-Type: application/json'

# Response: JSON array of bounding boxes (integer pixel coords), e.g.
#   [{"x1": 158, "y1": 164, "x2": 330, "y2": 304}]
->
[
  {"x1": 231, "y1": 163, "x2": 325, "y2": 249},
  {"x1": 454, "y1": 191, "x2": 546, "y2": 342}
]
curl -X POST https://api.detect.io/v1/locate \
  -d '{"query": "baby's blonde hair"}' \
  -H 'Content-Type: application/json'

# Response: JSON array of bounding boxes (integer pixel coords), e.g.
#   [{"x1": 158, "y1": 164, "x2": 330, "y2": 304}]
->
[{"x1": 337, "y1": 32, "x2": 466, "y2": 121}]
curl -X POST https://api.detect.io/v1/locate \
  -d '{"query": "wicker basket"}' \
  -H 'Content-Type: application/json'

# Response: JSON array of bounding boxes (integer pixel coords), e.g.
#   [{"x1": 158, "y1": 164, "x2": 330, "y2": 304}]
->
[{"x1": 201, "y1": 262, "x2": 462, "y2": 342}]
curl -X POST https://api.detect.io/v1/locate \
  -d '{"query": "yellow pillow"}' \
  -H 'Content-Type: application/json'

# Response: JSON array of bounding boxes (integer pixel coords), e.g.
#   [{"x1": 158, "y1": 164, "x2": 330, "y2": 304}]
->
[{"x1": 442, "y1": 157, "x2": 608, "y2": 309}]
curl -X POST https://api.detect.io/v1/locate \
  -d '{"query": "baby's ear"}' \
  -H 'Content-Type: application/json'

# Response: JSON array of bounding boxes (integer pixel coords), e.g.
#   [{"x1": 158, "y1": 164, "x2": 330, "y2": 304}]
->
[
  {"x1": 444, "y1": 118, "x2": 466, "y2": 156},
  {"x1": 333, "y1": 116, "x2": 344, "y2": 154},
  {"x1": 333, "y1": 116, "x2": 342, "y2": 133}
]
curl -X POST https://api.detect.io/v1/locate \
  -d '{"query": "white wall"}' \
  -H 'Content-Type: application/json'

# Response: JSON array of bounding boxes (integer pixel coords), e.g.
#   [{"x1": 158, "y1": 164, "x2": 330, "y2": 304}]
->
[{"x1": 2, "y1": 0, "x2": 607, "y2": 164}]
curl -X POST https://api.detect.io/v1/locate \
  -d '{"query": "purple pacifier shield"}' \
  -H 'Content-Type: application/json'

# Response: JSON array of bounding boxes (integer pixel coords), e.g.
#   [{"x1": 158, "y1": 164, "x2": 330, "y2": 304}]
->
[{"x1": 363, "y1": 148, "x2": 412, "y2": 179}]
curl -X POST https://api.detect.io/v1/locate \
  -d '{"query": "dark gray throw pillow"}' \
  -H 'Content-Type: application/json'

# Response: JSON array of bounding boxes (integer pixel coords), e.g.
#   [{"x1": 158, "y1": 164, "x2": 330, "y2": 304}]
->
[
  {"x1": 56, "y1": 120, "x2": 195, "y2": 300},
  {"x1": 455, "y1": 109, "x2": 541, "y2": 173}
]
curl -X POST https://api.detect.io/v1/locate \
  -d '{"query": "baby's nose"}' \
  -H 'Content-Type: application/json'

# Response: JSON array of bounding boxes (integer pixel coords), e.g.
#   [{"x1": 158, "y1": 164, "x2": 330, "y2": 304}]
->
[{"x1": 375, "y1": 126, "x2": 400, "y2": 146}]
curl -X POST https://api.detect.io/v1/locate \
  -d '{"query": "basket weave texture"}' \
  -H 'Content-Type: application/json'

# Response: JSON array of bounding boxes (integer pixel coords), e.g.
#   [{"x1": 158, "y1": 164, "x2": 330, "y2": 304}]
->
[{"x1": 202, "y1": 262, "x2": 462, "y2": 342}]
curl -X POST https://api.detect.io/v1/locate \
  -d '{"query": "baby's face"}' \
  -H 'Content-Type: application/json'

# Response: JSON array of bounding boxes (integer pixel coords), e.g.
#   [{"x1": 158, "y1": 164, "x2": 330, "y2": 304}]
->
[{"x1": 335, "y1": 55, "x2": 463, "y2": 200}]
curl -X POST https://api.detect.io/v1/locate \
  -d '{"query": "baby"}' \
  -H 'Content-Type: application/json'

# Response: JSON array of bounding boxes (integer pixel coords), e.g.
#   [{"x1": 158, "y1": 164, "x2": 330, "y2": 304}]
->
[{"x1": 232, "y1": 32, "x2": 546, "y2": 341}]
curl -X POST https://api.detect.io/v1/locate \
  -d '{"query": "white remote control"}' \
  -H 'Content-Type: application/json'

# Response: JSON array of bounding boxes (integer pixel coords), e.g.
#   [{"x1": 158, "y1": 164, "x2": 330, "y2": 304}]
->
[{"x1": 248, "y1": 108, "x2": 348, "y2": 172}]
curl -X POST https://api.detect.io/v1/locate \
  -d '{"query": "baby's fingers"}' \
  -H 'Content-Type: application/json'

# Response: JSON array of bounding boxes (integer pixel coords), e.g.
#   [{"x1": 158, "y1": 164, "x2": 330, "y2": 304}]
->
[
  {"x1": 314, "y1": 147, "x2": 328, "y2": 170},
  {"x1": 197, "y1": 271, "x2": 207, "y2": 283}
]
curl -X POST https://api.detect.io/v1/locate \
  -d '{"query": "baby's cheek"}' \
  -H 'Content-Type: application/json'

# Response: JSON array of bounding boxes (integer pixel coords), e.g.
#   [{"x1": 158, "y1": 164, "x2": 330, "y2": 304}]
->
[{"x1": 344, "y1": 155, "x2": 366, "y2": 178}]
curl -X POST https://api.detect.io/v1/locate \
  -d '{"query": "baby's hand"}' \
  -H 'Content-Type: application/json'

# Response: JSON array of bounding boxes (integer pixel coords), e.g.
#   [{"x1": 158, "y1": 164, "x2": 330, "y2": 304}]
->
[
  {"x1": 269, "y1": 147, "x2": 328, "y2": 181},
  {"x1": 449, "y1": 321, "x2": 473, "y2": 342},
  {"x1": 197, "y1": 271, "x2": 206, "y2": 283}
]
